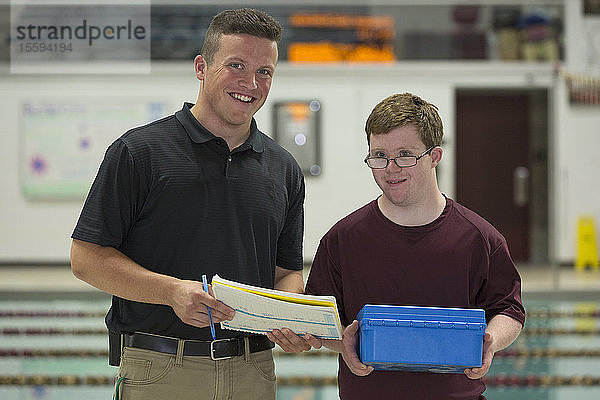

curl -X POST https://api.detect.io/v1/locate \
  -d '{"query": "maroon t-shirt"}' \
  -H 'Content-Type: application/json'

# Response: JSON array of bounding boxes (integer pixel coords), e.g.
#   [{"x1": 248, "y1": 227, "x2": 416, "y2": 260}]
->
[{"x1": 306, "y1": 197, "x2": 525, "y2": 400}]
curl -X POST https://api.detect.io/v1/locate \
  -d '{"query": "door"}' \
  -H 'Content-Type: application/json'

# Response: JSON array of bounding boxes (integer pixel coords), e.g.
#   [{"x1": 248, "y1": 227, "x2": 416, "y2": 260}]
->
[{"x1": 456, "y1": 91, "x2": 543, "y2": 262}]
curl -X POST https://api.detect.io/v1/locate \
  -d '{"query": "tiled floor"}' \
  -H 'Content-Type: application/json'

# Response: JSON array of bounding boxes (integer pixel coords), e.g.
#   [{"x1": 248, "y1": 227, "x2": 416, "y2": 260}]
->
[
  {"x1": 518, "y1": 264, "x2": 600, "y2": 293},
  {"x1": 0, "y1": 266, "x2": 91, "y2": 293},
  {"x1": 0, "y1": 264, "x2": 599, "y2": 294}
]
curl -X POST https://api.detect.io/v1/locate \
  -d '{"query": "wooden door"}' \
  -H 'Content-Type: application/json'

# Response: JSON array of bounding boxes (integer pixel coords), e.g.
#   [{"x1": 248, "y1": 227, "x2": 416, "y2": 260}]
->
[{"x1": 456, "y1": 92, "x2": 530, "y2": 261}]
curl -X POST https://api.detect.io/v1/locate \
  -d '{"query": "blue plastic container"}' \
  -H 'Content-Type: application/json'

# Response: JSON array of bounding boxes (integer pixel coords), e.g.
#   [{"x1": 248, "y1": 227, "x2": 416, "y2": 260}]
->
[{"x1": 357, "y1": 304, "x2": 486, "y2": 373}]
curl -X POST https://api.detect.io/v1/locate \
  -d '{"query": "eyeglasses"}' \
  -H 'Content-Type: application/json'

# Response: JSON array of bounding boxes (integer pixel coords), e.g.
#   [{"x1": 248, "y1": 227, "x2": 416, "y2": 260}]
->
[{"x1": 364, "y1": 146, "x2": 436, "y2": 169}]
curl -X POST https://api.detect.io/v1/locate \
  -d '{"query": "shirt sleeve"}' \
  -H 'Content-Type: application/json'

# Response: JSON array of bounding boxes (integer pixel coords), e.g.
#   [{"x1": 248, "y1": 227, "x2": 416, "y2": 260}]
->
[
  {"x1": 71, "y1": 139, "x2": 144, "y2": 248},
  {"x1": 478, "y1": 240, "x2": 526, "y2": 326},
  {"x1": 305, "y1": 236, "x2": 348, "y2": 326}
]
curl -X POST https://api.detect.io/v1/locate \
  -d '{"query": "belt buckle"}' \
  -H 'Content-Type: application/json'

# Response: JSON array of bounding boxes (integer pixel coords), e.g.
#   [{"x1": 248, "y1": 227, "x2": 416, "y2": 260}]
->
[{"x1": 210, "y1": 338, "x2": 235, "y2": 361}]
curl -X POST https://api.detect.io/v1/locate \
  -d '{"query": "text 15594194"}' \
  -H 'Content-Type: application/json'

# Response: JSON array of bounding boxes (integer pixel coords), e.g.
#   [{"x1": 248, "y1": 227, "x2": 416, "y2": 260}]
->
[{"x1": 18, "y1": 43, "x2": 73, "y2": 53}]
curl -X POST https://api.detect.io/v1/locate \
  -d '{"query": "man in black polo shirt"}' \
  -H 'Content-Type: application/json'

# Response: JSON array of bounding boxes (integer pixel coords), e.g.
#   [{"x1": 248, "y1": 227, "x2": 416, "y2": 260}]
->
[{"x1": 70, "y1": 8, "x2": 305, "y2": 400}]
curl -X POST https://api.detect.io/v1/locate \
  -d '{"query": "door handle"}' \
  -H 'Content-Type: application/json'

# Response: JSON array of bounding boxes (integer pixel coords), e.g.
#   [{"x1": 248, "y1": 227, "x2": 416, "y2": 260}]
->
[{"x1": 513, "y1": 166, "x2": 530, "y2": 207}]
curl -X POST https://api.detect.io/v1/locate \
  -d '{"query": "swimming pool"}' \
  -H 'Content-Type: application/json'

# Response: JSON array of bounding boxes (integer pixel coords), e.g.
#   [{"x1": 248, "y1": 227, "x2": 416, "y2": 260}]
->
[{"x1": 1, "y1": 291, "x2": 598, "y2": 400}]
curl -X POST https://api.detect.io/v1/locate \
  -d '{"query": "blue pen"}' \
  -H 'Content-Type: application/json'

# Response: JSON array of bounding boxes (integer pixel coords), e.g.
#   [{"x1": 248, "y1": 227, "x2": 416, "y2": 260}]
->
[{"x1": 202, "y1": 274, "x2": 216, "y2": 340}]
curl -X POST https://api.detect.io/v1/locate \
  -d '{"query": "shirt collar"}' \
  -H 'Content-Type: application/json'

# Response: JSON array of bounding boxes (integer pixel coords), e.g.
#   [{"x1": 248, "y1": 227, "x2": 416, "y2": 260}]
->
[{"x1": 175, "y1": 102, "x2": 265, "y2": 153}]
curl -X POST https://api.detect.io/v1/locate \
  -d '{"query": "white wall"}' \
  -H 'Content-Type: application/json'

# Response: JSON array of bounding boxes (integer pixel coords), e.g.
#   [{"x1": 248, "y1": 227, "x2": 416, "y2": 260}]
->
[
  {"x1": 0, "y1": 62, "x2": 554, "y2": 264},
  {"x1": 0, "y1": 0, "x2": 598, "y2": 265},
  {"x1": 553, "y1": 73, "x2": 600, "y2": 263},
  {"x1": 552, "y1": 0, "x2": 600, "y2": 262}
]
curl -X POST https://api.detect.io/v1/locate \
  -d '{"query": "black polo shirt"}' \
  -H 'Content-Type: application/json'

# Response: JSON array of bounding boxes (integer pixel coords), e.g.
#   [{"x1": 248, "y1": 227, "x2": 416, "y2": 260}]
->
[{"x1": 72, "y1": 103, "x2": 305, "y2": 340}]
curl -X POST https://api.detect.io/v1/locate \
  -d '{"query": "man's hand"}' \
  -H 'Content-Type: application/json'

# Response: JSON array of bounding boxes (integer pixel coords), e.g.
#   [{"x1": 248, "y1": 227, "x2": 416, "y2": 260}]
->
[
  {"x1": 266, "y1": 329, "x2": 323, "y2": 352},
  {"x1": 464, "y1": 332, "x2": 495, "y2": 379},
  {"x1": 169, "y1": 280, "x2": 235, "y2": 329},
  {"x1": 341, "y1": 320, "x2": 373, "y2": 376}
]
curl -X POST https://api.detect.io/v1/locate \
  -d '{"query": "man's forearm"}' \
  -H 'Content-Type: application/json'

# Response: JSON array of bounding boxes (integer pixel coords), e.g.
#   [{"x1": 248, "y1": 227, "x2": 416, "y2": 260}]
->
[
  {"x1": 274, "y1": 267, "x2": 304, "y2": 293},
  {"x1": 71, "y1": 239, "x2": 236, "y2": 330},
  {"x1": 70, "y1": 239, "x2": 180, "y2": 306},
  {"x1": 487, "y1": 314, "x2": 523, "y2": 352}
]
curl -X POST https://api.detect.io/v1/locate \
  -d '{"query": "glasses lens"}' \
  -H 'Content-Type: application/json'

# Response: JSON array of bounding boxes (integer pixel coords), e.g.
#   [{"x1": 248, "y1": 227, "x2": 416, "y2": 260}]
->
[
  {"x1": 366, "y1": 158, "x2": 388, "y2": 169},
  {"x1": 394, "y1": 157, "x2": 417, "y2": 167}
]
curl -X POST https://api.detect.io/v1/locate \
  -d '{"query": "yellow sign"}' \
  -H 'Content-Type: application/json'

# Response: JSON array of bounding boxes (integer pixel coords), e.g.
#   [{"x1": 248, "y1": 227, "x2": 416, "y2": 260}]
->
[{"x1": 576, "y1": 216, "x2": 599, "y2": 270}]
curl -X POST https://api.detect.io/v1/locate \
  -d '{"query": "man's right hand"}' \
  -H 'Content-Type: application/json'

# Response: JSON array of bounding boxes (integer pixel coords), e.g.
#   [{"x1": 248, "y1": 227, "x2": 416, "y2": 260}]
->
[{"x1": 169, "y1": 280, "x2": 235, "y2": 329}]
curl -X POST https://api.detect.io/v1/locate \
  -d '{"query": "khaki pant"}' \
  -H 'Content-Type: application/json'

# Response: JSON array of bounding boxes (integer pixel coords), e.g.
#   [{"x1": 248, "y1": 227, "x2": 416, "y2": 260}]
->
[{"x1": 114, "y1": 343, "x2": 276, "y2": 400}]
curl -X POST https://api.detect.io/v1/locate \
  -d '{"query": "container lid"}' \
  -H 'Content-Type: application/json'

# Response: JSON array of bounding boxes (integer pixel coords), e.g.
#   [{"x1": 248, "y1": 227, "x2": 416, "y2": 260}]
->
[{"x1": 357, "y1": 304, "x2": 485, "y2": 324}]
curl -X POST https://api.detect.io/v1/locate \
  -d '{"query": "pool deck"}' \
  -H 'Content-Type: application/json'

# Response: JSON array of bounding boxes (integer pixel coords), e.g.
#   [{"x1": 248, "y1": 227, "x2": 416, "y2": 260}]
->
[{"x1": 0, "y1": 264, "x2": 598, "y2": 296}]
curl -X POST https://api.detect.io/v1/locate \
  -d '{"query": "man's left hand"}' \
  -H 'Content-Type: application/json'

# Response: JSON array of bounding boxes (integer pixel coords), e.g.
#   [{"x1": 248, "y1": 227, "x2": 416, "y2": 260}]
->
[
  {"x1": 266, "y1": 328, "x2": 323, "y2": 352},
  {"x1": 464, "y1": 332, "x2": 495, "y2": 379}
]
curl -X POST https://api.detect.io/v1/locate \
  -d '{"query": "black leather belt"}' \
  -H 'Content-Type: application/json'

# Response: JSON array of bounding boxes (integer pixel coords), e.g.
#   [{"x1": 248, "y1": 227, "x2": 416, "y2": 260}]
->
[{"x1": 123, "y1": 333, "x2": 274, "y2": 361}]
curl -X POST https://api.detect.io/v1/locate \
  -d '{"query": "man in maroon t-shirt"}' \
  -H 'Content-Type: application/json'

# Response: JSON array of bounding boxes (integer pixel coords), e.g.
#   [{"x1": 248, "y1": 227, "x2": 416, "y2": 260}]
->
[{"x1": 268, "y1": 93, "x2": 525, "y2": 399}]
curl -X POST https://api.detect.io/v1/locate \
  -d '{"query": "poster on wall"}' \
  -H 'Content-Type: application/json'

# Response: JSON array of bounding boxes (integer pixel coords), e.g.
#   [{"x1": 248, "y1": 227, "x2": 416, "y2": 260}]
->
[{"x1": 20, "y1": 99, "x2": 168, "y2": 199}]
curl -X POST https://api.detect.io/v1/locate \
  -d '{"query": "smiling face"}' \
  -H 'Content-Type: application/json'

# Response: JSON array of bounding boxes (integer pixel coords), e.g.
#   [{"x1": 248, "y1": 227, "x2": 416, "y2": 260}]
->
[
  {"x1": 194, "y1": 33, "x2": 278, "y2": 133},
  {"x1": 369, "y1": 124, "x2": 440, "y2": 211}
]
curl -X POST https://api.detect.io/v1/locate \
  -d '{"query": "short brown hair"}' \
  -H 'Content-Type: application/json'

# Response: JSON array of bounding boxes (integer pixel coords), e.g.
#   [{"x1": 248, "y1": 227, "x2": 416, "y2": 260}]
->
[
  {"x1": 365, "y1": 93, "x2": 444, "y2": 148},
  {"x1": 201, "y1": 8, "x2": 282, "y2": 65}
]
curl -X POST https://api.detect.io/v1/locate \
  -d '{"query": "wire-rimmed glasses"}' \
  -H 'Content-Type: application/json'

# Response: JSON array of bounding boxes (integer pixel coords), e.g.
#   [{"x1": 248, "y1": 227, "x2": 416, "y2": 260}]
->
[{"x1": 364, "y1": 146, "x2": 435, "y2": 169}]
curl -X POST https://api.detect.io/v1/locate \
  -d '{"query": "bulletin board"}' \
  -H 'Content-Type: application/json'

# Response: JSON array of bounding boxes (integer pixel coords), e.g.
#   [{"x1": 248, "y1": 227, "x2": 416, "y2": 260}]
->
[{"x1": 20, "y1": 99, "x2": 169, "y2": 199}]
